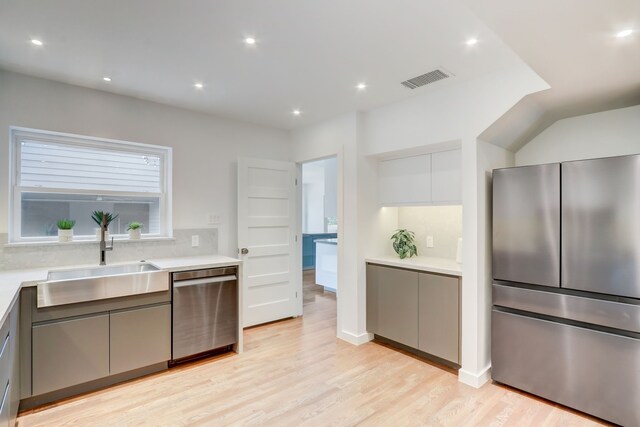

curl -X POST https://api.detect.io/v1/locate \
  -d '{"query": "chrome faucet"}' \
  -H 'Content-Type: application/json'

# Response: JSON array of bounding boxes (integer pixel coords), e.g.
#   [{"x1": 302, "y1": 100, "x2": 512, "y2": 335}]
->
[{"x1": 99, "y1": 226, "x2": 114, "y2": 265}]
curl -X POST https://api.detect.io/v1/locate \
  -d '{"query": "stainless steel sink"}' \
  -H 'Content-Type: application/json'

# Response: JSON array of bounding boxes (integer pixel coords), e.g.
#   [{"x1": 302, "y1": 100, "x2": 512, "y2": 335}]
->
[{"x1": 37, "y1": 262, "x2": 169, "y2": 308}]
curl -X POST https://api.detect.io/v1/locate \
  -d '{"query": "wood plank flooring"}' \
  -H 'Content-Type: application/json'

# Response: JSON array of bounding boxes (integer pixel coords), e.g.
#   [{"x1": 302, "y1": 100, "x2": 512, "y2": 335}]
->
[{"x1": 19, "y1": 272, "x2": 608, "y2": 426}]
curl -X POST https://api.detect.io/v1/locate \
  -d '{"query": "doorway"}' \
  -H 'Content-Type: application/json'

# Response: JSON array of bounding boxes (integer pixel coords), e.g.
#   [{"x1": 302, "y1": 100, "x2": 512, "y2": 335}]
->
[{"x1": 300, "y1": 157, "x2": 338, "y2": 312}]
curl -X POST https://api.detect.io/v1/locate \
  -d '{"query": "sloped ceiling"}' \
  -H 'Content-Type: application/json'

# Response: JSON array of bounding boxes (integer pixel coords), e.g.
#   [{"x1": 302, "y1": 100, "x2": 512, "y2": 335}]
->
[{"x1": 464, "y1": 0, "x2": 640, "y2": 150}]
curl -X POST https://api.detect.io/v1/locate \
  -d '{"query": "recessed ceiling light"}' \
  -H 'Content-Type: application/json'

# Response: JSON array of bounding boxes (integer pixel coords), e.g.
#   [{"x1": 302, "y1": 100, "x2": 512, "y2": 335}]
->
[
  {"x1": 244, "y1": 37, "x2": 256, "y2": 45},
  {"x1": 292, "y1": 109, "x2": 301, "y2": 116},
  {"x1": 616, "y1": 29, "x2": 633, "y2": 38},
  {"x1": 194, "y1": 82, "x2": 204, "y2": 89},
  {"x1": 31, "y1": 39, "x2": 43, "y2": 46},
  {"x1": 103, "y1": 77, "x2": 111, "y2": 82},
  {"x1": 356, "y1": 82, "x2": 367, "y2": 90},
  {"x1": 466, "y1": 38, "x2": 479, "y2": 46}
]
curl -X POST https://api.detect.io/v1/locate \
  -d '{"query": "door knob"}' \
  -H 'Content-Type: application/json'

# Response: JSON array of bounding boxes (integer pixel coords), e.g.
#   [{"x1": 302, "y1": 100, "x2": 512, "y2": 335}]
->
[{"x1": 240, "y1": 248, "x2": 249, "y2": 255}]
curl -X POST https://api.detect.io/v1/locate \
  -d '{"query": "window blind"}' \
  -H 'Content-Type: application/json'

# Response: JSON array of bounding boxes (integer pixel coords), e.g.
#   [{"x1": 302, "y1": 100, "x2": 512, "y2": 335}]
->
[{"x1": 20, "y1": 140, "x2": 162, "y2": 193}]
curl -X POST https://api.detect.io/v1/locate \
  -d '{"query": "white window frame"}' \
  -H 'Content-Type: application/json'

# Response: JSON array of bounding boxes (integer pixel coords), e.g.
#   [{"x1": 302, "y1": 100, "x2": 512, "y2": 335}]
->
[{"x1": 9, "y1": 127, "x2": 173, "y2": 243}]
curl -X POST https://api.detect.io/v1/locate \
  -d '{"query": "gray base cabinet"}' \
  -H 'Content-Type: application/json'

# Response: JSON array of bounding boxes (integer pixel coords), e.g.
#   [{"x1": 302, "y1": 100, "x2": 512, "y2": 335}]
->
[
  {"x1": 32, "y1": 314, "x2": 110, "y2": 396},
  {"x1": 110, "y1": 305, "x2": 171, "y2": 375},
  {"x1": 418, "y1": 273, "x2": 459, "y2": 364},
  {"x1": 367, "y1": 263, "x2": 460, "y2": 365},
  {"x1": 367, "y1": 264, "x2": 419, "y2": 347},
  {"x1": 0, "y1": 303, "x2": 18, "y2": 427}
]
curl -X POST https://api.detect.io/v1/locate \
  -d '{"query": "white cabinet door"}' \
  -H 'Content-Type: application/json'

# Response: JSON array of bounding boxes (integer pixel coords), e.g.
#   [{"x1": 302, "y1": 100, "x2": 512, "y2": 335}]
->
[
  {"x1": 379, "y1": 154, "x2": 431, "y2": 205},
  {"x1": 431, "y1": 149, "x2": 461, "y2": 203}
]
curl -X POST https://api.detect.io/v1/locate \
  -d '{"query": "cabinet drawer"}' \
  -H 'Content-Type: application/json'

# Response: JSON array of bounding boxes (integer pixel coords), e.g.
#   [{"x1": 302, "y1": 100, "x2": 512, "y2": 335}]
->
[
  {"x1": 492, "y1": 309, "x2": 640, "y2": 427},
  {"x1": 32, "y1": 314, "x2": 109, "y2": 396}
]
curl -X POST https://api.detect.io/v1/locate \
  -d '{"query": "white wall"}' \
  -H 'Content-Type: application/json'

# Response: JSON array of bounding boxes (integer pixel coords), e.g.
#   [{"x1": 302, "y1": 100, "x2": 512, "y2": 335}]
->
[
  {"x1": 0, "y1": 70, "x2": 291, "y2": 257},
  {"x1": 516, "y1": 105, "x2": 640, "y2": 165},
  {"x1": 459, "y1": 139, "x2": 514, "y2": 387},
  {"x1": 292, "y1": 112, "x2": 397, "y2": 345},
  {"x1": 360, "y1": 63, "x2": 546, "y2": 387},
  {"x1": 364, "y1": 63, "x2": 549, "y2": 156}
]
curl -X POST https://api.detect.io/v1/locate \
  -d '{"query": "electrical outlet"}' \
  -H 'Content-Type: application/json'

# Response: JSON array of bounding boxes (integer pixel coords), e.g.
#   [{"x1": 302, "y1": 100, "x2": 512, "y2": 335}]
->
[
  {"x1": 426, "y1": 236, "x2": 434, "y2": 248},
  {"x1": 208, "y1": 213, "x2": 221, "y2": 224},
  {"x1": 191, "y1": 235, "x2": 200, "y2": 247}
]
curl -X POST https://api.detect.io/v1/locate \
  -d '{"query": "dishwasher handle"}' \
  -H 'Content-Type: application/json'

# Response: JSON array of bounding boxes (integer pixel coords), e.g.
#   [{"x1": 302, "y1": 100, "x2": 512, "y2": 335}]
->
[{"x1": 173, "y1": 275, "x2": 237, "y2": 288}]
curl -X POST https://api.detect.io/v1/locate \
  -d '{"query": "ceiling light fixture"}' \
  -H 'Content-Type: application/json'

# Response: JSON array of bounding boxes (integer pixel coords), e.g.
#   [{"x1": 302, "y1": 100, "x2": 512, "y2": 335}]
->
[
  {"x1": 466, "y1": 38, "x2": 478, "y2": 46},
  {"x1": 103, "y1": 77, "x2": 112, "y2": 82},
  {"x1": 194, "y1": 82, "x2": 204, "y2": 89},
  {"x1": 616, "y1": 29, "x2": 633, "y2": 38},
  {"x1": 244, "y1": 37, "x2": 256, "y2": 45},
  {"x1": 356, "y1": 82, "x2": 367, "y2": 90},
  {"x1": 292, "y1": 109, "x2": 301, "y2": 116},
  {"x1": 31, "y1": 39, "x2": 43, "y2": 46}
]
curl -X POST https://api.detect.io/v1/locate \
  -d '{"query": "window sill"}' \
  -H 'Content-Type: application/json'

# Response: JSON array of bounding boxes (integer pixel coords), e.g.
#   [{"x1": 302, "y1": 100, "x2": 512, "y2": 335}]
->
[{"x1": 4, "y1": 236, "x2": 175, "y2": 248}]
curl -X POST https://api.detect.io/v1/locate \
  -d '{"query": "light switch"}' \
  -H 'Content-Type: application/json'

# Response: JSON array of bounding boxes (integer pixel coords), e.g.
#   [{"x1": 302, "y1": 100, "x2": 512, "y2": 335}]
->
[
  {"x1": 191, "y1": 235, "x2": 200, "y2": 247},
  {"x1": 427, "y1": 236, "x2": 434, "y2": 248}
]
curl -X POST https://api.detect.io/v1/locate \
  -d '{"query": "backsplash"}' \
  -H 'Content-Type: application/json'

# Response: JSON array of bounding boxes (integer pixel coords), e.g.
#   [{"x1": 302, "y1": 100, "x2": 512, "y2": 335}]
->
[
  {"x1": 397, "y1": 206, "x2": 462, "y2": 259},
  {"x1": 0, "y1": 228, "x2": 218, "y2": 271}
]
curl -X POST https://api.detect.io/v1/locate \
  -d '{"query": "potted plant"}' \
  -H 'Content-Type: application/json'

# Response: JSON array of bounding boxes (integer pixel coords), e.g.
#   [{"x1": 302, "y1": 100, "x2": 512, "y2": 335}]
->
[
  {"x1": 127, "y1": 222, "x2": 143, "y2": 240},
  {"x1": 91, "y1": 211, "x2": 119, "y2": 240},
  {"x1": 56, "y1": 219, "x2": 76, "y2": 243},
  {"x1": 391, "y1": 229, "x2": 418, "y2": 259}
]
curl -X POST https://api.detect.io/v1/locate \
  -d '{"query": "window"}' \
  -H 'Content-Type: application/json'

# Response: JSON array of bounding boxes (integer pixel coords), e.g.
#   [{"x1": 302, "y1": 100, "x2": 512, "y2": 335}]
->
[{"x1": 10, "y1": 127, "x2": 172, "y2": 242}]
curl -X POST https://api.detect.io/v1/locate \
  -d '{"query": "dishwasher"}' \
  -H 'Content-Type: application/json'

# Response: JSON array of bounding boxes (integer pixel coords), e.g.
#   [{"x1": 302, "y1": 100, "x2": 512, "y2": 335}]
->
[{"x1": 171, "y1": 266, "x2": 238, "y2": 362}]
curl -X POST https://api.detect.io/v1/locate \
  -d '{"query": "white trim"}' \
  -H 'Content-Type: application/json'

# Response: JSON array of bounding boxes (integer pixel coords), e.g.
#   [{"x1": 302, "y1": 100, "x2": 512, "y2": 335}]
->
[
  {"x1": 8, "y1": 126, "x2": 173, "y2": 243},
  {"x1": 337, "y1": 329, "x2": 374, "y2": 345},
  {"x1": 458, "y1": 365, "x2": 492, "y2": 388},
  {"x1": 4, "y1": 236, "x2": 175, "y2": 248}
]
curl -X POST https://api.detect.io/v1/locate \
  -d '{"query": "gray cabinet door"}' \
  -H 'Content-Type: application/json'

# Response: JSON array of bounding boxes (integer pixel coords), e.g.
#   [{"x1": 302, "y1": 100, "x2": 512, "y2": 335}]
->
[
  {"x1": 418, "y1": 273, "x2": 459, "y2": 363},
  {"x1": 492, "y1": 164, "x2": 560, "y2": 287},
  {"x1": 8, "y1": 305, "x2": 18, "y2": 427},
  {"x1": 32, "y1": 314, "x2": 109, "y2": 396},
  {"x1": 110, "y1": 304, "x2": 171, "y2": 375},
  {"x1": 366, "y1": 264, "x2": 379, "y2": 334},
  {"x1": 368, "y1": 264, "x2": 419, "y2": 348}
]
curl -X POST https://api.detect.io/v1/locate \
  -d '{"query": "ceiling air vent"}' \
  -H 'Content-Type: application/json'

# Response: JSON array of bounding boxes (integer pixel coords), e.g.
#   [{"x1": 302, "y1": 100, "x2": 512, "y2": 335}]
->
[{"x1": 401, "y1": 68, "x2": 451, "y2": 89}]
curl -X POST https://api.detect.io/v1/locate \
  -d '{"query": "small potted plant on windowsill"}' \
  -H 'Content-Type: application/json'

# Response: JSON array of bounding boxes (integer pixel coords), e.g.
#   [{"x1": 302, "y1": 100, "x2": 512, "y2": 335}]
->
[
  {"x1": 57, "y1": 219, "x2": 76, "y2": 243},
  {"x1": 127, "y1": 222, "x2": 143, "y2": 240},
  {"x1": 91, "y1": 211, "x2": 119, "y2": 240}
]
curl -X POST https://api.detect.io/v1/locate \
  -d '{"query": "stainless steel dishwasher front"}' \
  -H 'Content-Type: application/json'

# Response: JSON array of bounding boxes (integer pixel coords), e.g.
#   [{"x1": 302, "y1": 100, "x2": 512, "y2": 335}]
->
[{"x1": 171, "y1": 266, "x2": 238, "y2": 360}]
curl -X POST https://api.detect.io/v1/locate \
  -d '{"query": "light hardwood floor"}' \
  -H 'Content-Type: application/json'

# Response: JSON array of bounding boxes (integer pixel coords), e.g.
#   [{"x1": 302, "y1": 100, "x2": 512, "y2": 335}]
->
[{"x1": 19, "y1": 272, "x2": 608, "y2": 426}]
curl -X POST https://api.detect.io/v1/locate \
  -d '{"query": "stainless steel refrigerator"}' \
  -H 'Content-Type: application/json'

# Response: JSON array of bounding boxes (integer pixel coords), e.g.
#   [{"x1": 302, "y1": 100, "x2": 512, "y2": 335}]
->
[{"x1": 492, "y1": 154, "x2": 640, "y2": 426}]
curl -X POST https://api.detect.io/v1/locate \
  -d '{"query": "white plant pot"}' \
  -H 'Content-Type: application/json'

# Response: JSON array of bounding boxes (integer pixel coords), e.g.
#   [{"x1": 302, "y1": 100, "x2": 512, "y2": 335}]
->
[
  {"x1": 95, "y1": 228, "x2": 109, "y2": 241},
  {"x1": 58, "y1": 228, "x2": 73, "y2": 243},
  {"x1": 128, "y1": 229, "x2": 141, "y2": 240}
]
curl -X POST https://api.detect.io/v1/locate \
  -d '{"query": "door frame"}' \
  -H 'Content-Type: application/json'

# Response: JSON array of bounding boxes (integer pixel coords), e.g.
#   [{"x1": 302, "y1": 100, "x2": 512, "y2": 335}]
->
[{"x1": 295, "y1": 154, "x2": 341, "y2": 322}]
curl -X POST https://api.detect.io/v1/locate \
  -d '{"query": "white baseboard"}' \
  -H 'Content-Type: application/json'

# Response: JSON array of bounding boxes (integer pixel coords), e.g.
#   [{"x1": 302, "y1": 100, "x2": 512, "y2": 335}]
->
[
  {"x1": 338, "y1": 330, "x2": 374, "y2": 345},
  {"x1": 458, "y1": 365, "x2": 492, "y2": 388}
]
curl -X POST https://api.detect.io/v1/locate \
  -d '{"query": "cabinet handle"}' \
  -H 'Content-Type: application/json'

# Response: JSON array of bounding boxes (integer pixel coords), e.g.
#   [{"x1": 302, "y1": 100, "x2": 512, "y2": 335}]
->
[{"x1": 0, "y1": 333, "x2": 8, "y2": 360}]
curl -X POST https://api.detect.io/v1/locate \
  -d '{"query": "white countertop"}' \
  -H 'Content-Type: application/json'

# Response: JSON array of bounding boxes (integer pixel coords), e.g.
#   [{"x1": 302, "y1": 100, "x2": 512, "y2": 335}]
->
[
  {"x1": 0, "y1": 255, "x2": 242, "y2": 326},
  {"x1": 365, "y1": 255, "x2": 462, "y2": 277}
]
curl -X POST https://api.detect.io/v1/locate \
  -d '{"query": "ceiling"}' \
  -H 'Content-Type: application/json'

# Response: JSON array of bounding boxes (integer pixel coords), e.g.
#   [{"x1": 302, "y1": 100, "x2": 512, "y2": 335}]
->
[
  {"x1": 465, "y1": 0, "x2": 640, "y2": 150},
  {"x1": 0, "y1": 0, "x2": 527, "y2": 130}
]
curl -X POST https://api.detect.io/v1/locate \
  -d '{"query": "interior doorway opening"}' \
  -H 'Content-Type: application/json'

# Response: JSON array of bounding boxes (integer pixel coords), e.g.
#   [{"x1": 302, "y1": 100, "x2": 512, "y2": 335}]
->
[{"x1": 300, "y1": 156, "x2": 338, "y2": 312}]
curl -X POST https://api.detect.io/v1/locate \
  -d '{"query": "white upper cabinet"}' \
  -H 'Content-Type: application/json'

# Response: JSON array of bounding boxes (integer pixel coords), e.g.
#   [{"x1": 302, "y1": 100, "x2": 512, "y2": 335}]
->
[
  {"x1": 378, "y1": 149, "x2": 461, "y2": 206},
  {"x1": 379, "y1": 154, "x2": 431, "y2": 205},
  {"x1": 431, "y1": 149, "x2": 461, "y2": 203}
]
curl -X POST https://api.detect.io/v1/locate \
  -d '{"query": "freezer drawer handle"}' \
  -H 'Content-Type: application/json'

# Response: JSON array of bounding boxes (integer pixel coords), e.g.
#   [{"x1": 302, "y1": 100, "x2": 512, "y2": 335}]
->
[{"x1": 174, "y1": 275, "x2": 237, "y2": 288}]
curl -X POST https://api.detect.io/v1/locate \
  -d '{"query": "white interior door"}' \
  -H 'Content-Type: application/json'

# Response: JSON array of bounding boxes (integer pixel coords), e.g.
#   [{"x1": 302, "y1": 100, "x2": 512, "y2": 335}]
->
[{"x1": 238, "y1": 157, "x2": 298, "y2": 327}]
